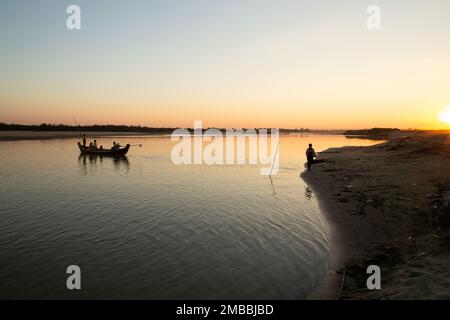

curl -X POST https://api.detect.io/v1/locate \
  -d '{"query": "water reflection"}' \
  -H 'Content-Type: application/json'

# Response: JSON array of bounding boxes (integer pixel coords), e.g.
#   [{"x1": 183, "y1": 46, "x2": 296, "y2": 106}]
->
[
  {"x1": 268, "y1": 176, "x2": 278, "y2": 197},
  {"x1": 78, "y1": 154, "x2": 129, "y2": 174},
  {"x1": 304, "y1": 186, "x2": 312, "y2": 200},
  {"x1": 345, "y1": 135, "x2": 386, "y2": 141},
  {"x1": 112, "y1": 155, "x2": 130, "y2": 172},
  {"x1": 0, "y1": 135, "x2": 383, "y2": 299}
]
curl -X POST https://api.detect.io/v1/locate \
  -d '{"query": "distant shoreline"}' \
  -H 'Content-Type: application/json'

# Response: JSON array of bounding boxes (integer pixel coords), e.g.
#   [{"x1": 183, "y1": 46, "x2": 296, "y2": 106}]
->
[
  {"x1": 0, "y1": 123, "x2": 342, "y2": 141},
  {"x1": 2, "y1": 123, "x2": 435, "y2": 142},
  {"x1": 0, "y1": 131, "x2": 172, "y2": 141},
  {"x1": 0, "y1": 123, "x2": 319, "y2": 134},
  {"x1": 0, "y1": 130, "x2": 346, "y2": 141}
]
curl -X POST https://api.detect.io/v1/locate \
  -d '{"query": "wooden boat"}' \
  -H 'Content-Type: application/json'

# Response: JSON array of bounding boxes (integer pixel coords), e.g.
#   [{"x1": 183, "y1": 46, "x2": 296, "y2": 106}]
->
[{"x1": 77, "y1": 142, "x2": 130, "y2": 156}]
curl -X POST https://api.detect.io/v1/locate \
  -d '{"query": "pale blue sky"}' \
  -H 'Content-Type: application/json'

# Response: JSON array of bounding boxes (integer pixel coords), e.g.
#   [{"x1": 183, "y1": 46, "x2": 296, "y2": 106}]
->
[{"x1": 1, "y1": 0, "x2": 450, "y2": 129}]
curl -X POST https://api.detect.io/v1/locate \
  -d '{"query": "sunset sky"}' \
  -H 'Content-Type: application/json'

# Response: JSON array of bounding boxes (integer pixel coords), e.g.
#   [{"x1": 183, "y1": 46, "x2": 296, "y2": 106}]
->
[{"x1": 1, "y1": 0, "x2": 450, "y2": 129}]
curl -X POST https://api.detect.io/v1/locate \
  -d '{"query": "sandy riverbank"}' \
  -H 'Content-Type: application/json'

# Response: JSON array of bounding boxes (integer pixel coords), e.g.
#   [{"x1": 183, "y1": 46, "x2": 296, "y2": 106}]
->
[{"x1": 302, "y1": 132, "x2": 450, "y2": 299}]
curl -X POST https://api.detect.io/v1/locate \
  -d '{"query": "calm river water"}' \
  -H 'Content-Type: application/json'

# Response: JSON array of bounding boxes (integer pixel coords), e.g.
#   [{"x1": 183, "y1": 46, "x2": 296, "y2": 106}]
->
[{"x1": 0, "y1": 134, "x2": 380, "y2": 299}]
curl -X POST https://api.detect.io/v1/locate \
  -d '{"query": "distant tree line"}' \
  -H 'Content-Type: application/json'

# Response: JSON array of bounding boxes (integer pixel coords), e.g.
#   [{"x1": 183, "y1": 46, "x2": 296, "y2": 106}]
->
[
  {"x1": 0, "y1": 123, "x2": 312, "y2": 133},
  {"x1": 0, "y1": 123, "x2": 177, "y2": 133},
  {"x1": 343, "y1": 128, "x2": 401, "y2": 136}
]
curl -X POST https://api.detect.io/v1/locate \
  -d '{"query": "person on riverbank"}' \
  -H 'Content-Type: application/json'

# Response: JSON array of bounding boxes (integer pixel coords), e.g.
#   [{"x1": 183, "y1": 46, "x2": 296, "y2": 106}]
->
[{"x1": 306, "y1": 143, "x2": 316, "y2": 171}]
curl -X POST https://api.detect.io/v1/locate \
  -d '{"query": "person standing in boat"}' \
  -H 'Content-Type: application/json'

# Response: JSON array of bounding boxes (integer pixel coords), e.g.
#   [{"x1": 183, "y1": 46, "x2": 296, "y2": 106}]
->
[
  {"x1": 111, "y1": 141, "x2": 120, "y2": 150},
  {"x1": 93, "y1": 139, "x2": 97, "y2": 149},
  {"x1": 306, "y1": 143, "x2": 317, "y2": 171},
  {"x1": 82, "y1": 134, "x2": 87, "y2": 147}
]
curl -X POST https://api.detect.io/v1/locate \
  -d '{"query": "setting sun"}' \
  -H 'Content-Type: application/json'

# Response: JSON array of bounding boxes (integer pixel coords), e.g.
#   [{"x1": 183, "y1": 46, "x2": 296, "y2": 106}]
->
[{"x1": 438, "y1": 106, "x2": 450, "y2": 124}]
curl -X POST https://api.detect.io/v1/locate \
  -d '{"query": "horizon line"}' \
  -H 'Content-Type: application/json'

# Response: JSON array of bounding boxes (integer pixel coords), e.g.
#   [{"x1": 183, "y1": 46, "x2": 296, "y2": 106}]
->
[{"x1": 1, "y1": 122, "x2": 445, "y2": 132}]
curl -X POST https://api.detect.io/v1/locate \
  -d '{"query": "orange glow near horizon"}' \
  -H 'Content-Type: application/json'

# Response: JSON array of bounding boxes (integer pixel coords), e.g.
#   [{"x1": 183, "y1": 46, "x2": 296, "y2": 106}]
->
[{"x1": 1, "y1": 98, "x2": 449, "y2": 130}]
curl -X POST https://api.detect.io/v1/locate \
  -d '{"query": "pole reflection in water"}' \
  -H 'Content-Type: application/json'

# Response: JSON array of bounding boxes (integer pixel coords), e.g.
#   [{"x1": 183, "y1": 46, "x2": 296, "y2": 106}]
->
[{"x1": 304, "y1": 186, "x2": 312, "y2": 200}]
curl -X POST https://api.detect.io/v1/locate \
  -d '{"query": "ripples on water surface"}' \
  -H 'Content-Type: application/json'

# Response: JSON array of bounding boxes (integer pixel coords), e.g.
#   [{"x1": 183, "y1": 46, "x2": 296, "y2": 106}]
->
[{"x1": 0, "y1": 134, "x2": 380, "y2": 299}]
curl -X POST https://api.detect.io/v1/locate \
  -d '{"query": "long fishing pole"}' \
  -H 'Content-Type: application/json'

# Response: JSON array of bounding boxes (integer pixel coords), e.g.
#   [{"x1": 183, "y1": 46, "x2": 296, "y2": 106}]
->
[
  {"x1": 269, "y1": 140, "x2": 280, "y2": 177},
  {"x1": 72, "y1": 118, "x2": 142, "y2": 148},
  {"x1": 72, "y1": 116, "x2": 84, "y2": 138}
]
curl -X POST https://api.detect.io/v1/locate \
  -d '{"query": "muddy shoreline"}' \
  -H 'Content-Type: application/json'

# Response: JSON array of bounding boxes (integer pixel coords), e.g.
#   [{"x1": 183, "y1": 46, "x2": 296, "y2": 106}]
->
[{"x1": 303, "y1": 132, "x2": 450, "y2": 299}]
